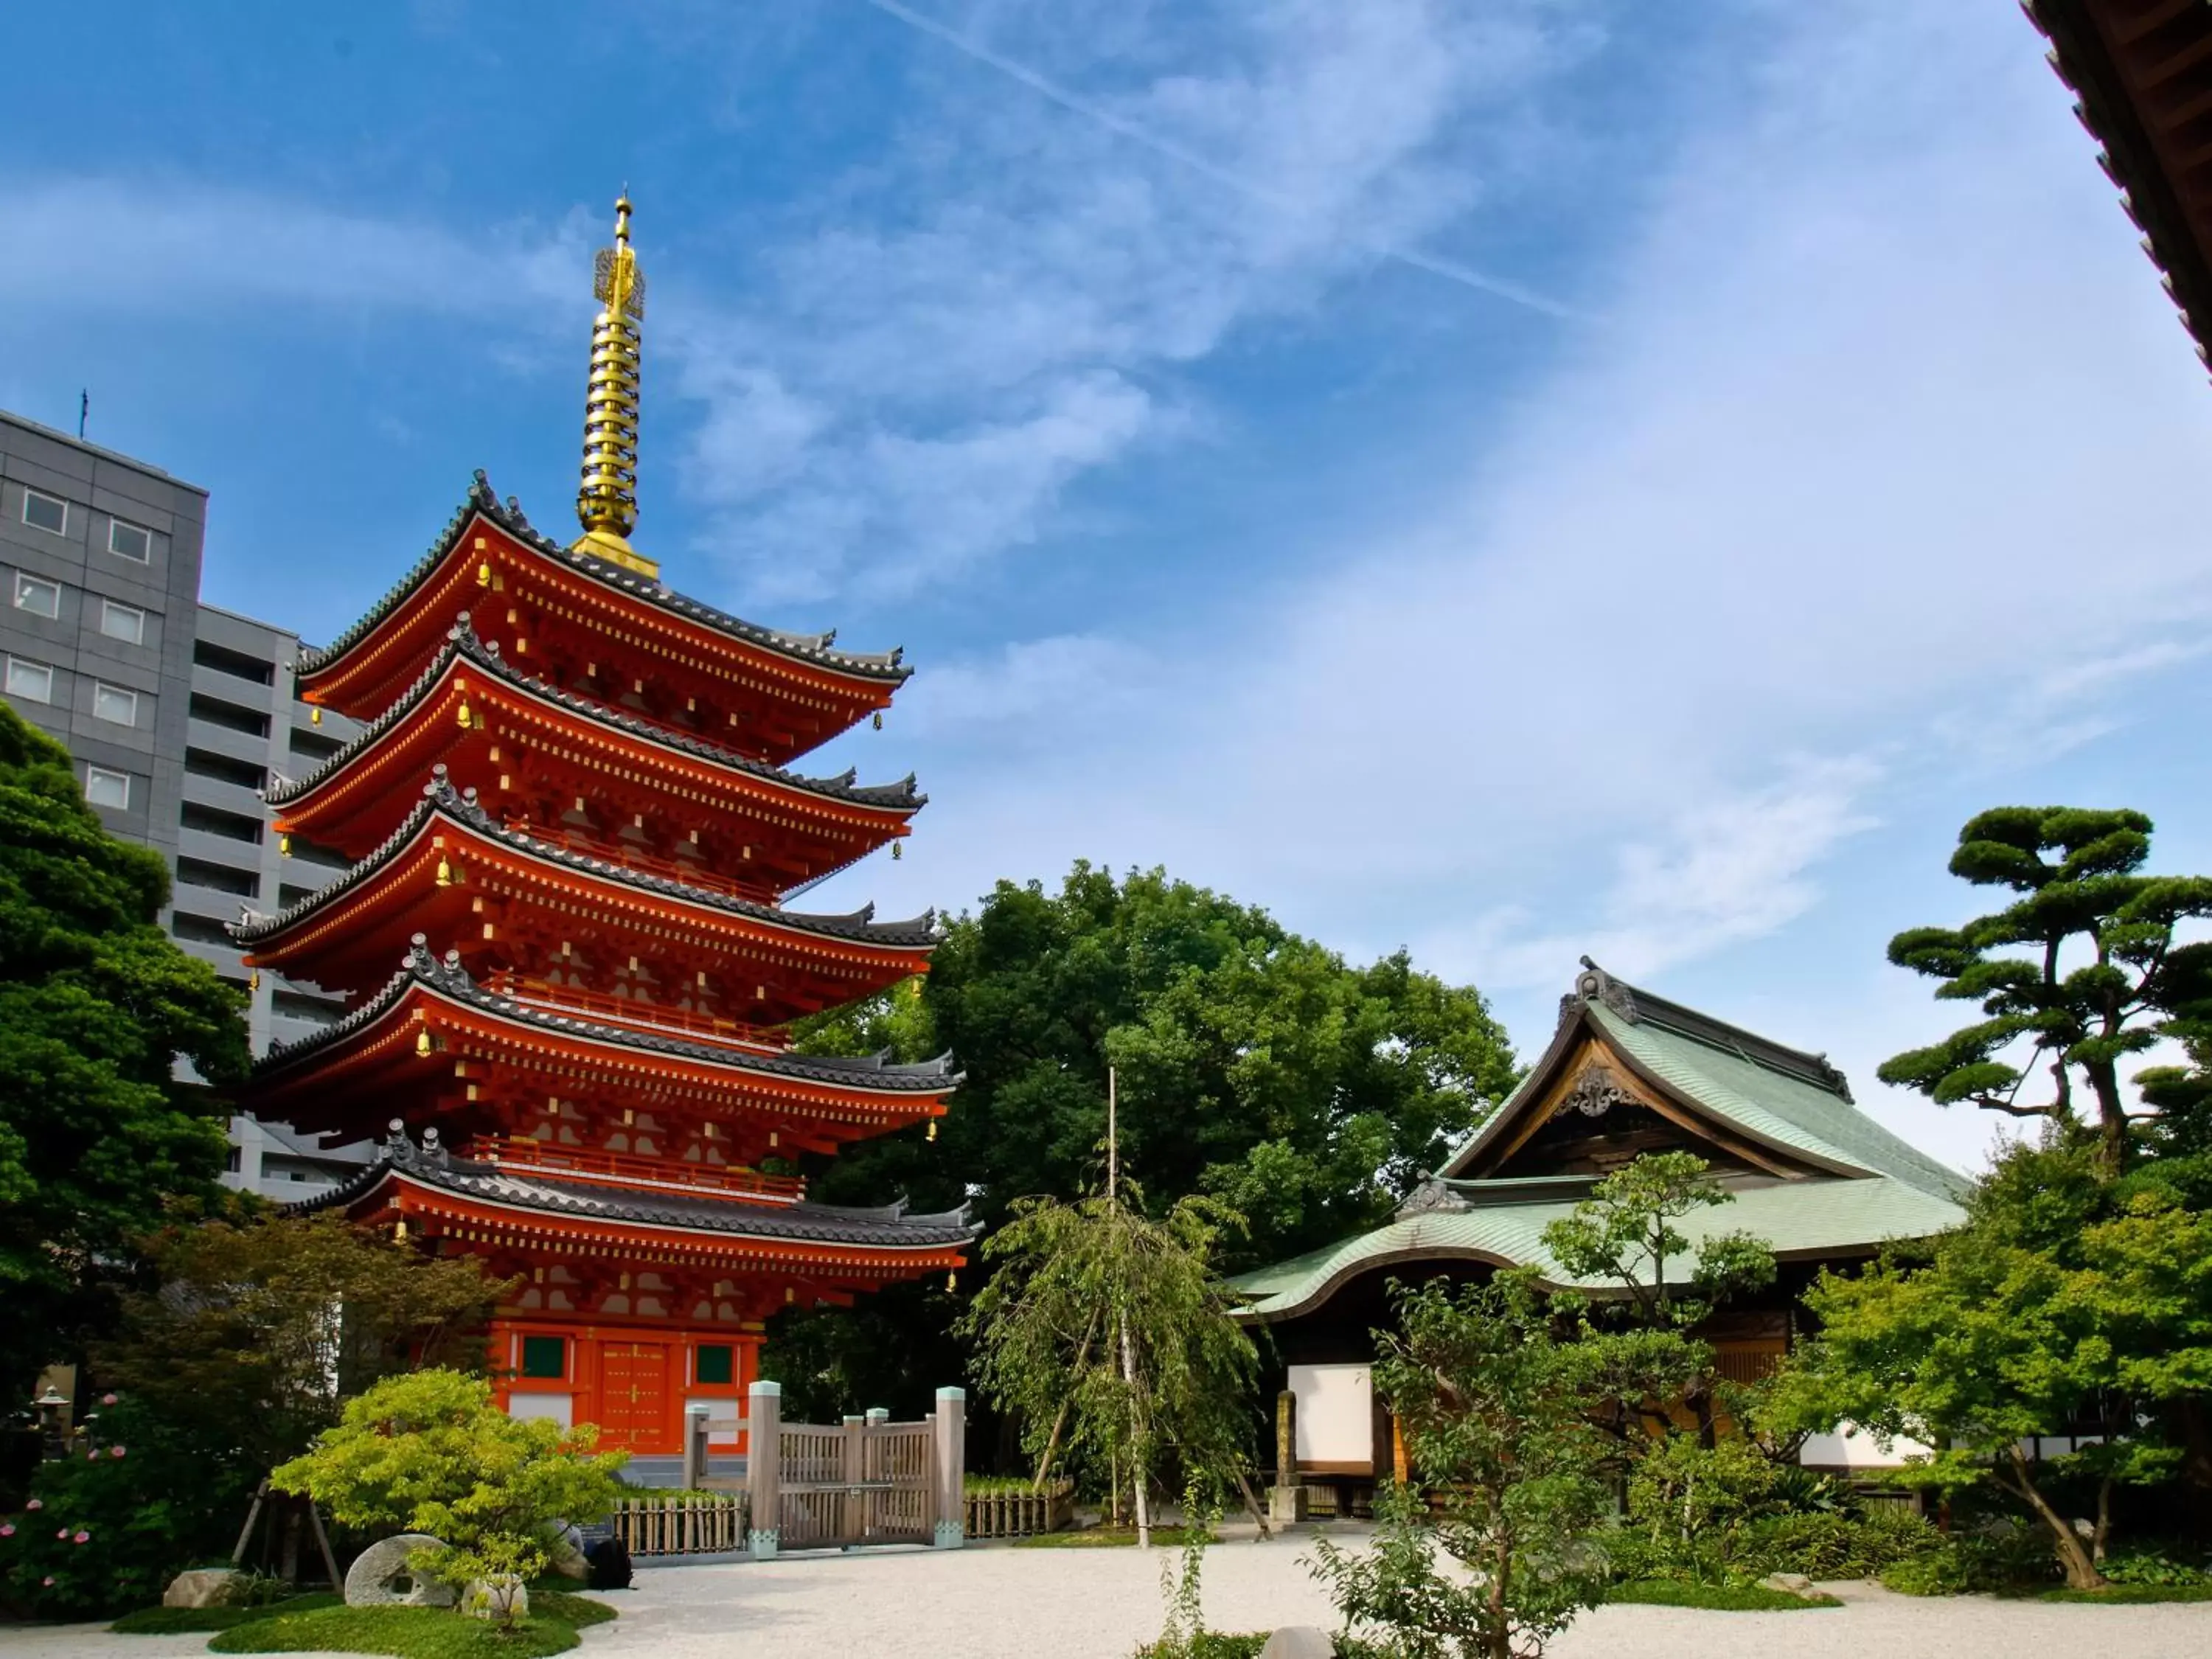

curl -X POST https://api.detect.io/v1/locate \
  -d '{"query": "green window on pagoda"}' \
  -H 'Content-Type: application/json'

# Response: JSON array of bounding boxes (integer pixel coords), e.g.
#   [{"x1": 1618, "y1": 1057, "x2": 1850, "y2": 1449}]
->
[
  {"x1": 695, "y1": 1344, "x2": 734, "y2": 1385},
  {"x1": 520, "y1": 1335, "x2": 566, "y2": 1380}
]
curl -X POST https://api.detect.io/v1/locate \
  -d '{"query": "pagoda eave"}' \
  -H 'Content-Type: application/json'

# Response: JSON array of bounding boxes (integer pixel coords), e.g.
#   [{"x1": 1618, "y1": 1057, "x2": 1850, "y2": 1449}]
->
[
  {"x1": 236, "y1": 785, "x2": 936, "y2": 1012},
  {"x1": 299, "y1": 1150, "x2": 975, "y2": 1284},
  {"x1": 270, "y1": 621, "x2": 920, "y2": 876},
  {"x1": 296, "y1": 479, "x2": 909, "y2": 762},
  {"x1": 246, "y1": 948, "x2": 956, "y2": 1155}
]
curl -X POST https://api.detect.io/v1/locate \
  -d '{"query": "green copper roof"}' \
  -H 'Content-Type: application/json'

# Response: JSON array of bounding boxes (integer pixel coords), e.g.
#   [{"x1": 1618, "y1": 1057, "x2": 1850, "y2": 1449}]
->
[
  {"x1": 1231, "y1": 1174, "x2": 1964, "y2": 1324},
  {"x1": 1231, "y1": 963, "x2": 1971, "y2": 1324},
  {"x1": 1576, "y1": 1003, "x2": 1965, "y2": 1200}
]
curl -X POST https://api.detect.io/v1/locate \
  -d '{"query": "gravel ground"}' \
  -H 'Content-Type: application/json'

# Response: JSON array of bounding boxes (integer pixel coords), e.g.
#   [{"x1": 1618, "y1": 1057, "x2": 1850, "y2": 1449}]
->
[{"x1": 7, "y1": 1537, "x2": 2210, "y2": 1659}]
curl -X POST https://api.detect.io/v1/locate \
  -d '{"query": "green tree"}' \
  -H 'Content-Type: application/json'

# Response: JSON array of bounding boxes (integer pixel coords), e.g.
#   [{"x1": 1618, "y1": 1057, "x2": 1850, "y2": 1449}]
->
[
  {"x1": 271, "y1": 1369, "x2": 627, "y2": 1621},
  {"x1": 1877, "y1": 807, "x2": 2212, "y2": 1172},
  {"x1": 959, "y1": 1169, "x2": 1265, "y2": 1542},
  {"x1": 96, "y1": 1208, "x2": 509, "y2": 1472},
  {"x1": 775, "y1": 862, "x2": 1519, "y2": 1420},
  {"x1": 1540, "y1": 1152, "x2": 1775, "y2": 1442},
  {"x1": 0, "y1": 703, "x2": 249, "y2": 1395},
  {"x1": 1310, "y1": 1271, "x2": 1690, "y2": 1659},
  {"x1": 1764, "y1": 1139, "x2": 2212, "y2": 1590}
]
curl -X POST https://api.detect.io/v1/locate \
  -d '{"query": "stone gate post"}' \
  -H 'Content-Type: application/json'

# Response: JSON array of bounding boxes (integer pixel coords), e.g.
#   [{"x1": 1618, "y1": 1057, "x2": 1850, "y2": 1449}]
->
[
  {"x1": 746, "y1": 1380, "x2": 781, "y2": 1561},
  {"x1": 932, "y1": 1385, "x2": 966, "y2": 1549}
]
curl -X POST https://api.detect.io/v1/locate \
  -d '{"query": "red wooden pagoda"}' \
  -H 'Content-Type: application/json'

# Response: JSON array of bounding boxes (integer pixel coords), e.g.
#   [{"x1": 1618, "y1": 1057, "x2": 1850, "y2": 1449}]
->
[{"x1": 239, "y1": 198, "x2": 970, "y2": 1455}]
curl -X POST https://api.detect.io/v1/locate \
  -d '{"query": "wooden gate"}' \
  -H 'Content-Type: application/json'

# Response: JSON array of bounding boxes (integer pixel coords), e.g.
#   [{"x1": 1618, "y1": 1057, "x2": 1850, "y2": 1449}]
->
[
  {"x1": 742, "y1": 1383, "x2": 966, "y2": 1557},
  {"x1": 775, "y1": 1416, "x2": 935, "y2": 1549}
]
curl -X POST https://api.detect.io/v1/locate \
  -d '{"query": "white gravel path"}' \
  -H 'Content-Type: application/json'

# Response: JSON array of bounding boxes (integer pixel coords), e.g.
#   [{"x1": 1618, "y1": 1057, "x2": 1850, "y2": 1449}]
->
[{"x1": 8, "y1": 1537, "x2": 2210, "y2": 1659}]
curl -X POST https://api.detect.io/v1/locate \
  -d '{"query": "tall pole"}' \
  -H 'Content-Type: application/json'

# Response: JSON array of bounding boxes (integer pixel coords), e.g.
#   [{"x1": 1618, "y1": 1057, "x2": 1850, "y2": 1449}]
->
[{"x1": 1106, "y1": 1065, "x2": 1118, "y2": 1206}]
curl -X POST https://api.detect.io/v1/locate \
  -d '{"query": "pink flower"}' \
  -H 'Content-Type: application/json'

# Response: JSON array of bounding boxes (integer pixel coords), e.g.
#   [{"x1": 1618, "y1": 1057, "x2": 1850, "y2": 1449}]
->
[
  {"x1": 1, "y1": 1523, "x2": 14, "y2": 1536},
  {"x1": 56, "y1": 1528, "x2": 68, "y2": 1540},
  {"x1": 100, "y1": 1394, "x2": 116, "y2": 1406},
  {"x1": 25, "y1": 1500, "x2": 41, "y2": 1511},
  {"x1": 41, "y1": 1576, "x2": 53, "y2": 1587},
  {"x1": 73, "y1": 1531, "x2": 89, "y2": 1545},
  {"x1": 86, "y1": 1452, "x2": 97, "y2": 1462},
  {"x1": 110, "y1": 1447, "x2": 125, "y2": 1459}
]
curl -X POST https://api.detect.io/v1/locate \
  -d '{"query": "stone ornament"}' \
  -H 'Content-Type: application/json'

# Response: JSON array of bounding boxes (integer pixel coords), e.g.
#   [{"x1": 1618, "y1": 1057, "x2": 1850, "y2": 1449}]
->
[
  {"x1": 343, "y1": 1533, "x2": 456, "y2": 1608},
  {"x1": 162, "y1": 1568, "x2": 246, "y2": 1609}
]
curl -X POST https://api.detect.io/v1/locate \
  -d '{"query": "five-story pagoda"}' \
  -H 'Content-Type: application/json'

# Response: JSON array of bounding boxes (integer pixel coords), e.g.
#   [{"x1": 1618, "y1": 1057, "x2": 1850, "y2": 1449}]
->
[{"x1": 237, "y1": 198, "x2": 972, "y2": 1455}]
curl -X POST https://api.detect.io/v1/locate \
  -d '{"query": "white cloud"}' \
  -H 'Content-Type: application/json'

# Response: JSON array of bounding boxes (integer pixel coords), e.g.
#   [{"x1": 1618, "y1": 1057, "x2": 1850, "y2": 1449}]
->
[
  {"x1": 832, "y1": 0, "x2": 2212, "y2": 1141},
  {"x1": 0, "y1": 178, "x2": 588, "y2": 321},
  {"x1": 669, "y1": 0, "x2": 1599, "y2": 597}
]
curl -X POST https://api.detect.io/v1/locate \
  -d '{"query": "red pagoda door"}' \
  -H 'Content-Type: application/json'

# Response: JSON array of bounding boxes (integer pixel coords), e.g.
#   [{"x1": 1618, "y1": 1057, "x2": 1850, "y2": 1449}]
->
[{"x1": 599, "y1": 1340, "x2": 671, "y2": 1451}]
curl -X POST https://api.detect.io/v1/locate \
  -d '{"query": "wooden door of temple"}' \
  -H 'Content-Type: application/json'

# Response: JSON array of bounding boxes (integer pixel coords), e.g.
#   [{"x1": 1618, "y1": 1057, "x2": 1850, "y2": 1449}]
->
[{"x1": 599, "y1": 1340, "x2": 670, "y2": 1450}]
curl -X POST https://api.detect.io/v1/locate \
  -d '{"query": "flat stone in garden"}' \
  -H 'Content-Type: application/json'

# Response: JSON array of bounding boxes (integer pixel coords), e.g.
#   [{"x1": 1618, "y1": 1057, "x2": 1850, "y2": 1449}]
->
[
  {"x1": 162, "y1": 1568, "x2": 244, "y2": 1609},
  {"x1": 1761, "y1": 1572, "x2": 1819, "y2": 1599},
  {"x1": 344, "y1": 1533, "x2": 456, "y2": 1608},
  {"x1": 1259, "y1": 1628, "x2": 1334, "y2": 1659}
]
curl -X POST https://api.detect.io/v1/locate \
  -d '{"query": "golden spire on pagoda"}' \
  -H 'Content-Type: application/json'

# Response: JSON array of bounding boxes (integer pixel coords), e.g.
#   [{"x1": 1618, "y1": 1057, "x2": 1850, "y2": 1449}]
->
[{"x1": 572, "y1": 193, "x2": 657, "y2": 580}]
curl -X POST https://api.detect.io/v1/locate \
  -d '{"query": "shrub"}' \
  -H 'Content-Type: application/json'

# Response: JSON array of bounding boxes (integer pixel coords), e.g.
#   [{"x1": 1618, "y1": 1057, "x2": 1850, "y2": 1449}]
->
[
  {"x1": 270, "y1": 1370, "x2": 627, "y2": 1626},
  {"x1": 1621, "y1": 1439, "x2": 1781, "y2": 1584},
  {"x1": 0, "y1": 1395, "x2": 259, "y2": 1620},
  {"x1": 1879, "y1": 1548, "x2": 1975, "y2": 1598},
  {"x1": 2099, "y1": 1548, "x2": 2212, "y2": 1588},
  {"x1": 1747, "y1": 1506, "x2": 1943, "y2": 1580}
]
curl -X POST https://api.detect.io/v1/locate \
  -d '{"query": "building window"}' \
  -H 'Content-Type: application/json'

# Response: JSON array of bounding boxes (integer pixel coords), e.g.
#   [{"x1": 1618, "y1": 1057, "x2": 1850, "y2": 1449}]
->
[
  {"x1": 84, "y1": 767, "x2": 131, "y2": 810},
  {"x1": 108, "y1": 519, "x2": 152, "y2": 562},
  {"x1": 695, "y1": 1344, "x2": 734, "y2": 1385},
  {"x1": 6, "y1": 656, "x2": 54, "y2": 703},
  {"x1": 100, "y1": 599, "x2": 146, "y2": 644},
  {"x1": 93, "y1": 682, "x2": 139, "y2": 726},
  {"x1": 12, "y1": 574, "x2": 60, "y2": 619},
  {"x1": 21, "y1": 490, "x2": 67, "y2": 535},
  {"x1": 520, "y1": 1335, "x2": 566, "y2": 1380},
  {"x1": 225, "y1": 1146, "x2": 243, "y2": 1173}
]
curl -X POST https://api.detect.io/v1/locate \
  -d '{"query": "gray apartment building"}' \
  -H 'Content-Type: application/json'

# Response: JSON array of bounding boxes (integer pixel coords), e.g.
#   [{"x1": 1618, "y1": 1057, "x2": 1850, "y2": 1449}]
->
[{"x1": 1, "y1": 409, "x2": 369, "y2": 1200}]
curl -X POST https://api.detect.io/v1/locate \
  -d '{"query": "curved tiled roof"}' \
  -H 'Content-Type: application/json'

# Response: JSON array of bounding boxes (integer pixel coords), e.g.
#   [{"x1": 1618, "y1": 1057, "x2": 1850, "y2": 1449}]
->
[
  {"x1": 1228, "y1": 1174, "x2": 1964, "y2": 1323},
  {"x1": 296, "y1": 472, "x2": 911, "y2": 684},
  {"x1": 288, "y1": 1123, "x2": 977, "y2": 1250},
  {"x1": 230, "y1": 778, "x2": 939, "y2": 952},
  {"x1": 1441, "y1": 961, "x2": 1966, "y2": 1200},
  {"x1": 256, "y1": 939, "x2": 960, "y2": 1094},
  {"x1": 269, "y1": 617, "x2": 924, "y2": 813}
]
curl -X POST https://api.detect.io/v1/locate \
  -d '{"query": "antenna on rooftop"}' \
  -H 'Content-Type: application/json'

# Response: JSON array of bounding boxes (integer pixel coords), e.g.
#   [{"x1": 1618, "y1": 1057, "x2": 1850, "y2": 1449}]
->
[{"x1": 78, "y1": 391, "x2": 88, "y2": 441}]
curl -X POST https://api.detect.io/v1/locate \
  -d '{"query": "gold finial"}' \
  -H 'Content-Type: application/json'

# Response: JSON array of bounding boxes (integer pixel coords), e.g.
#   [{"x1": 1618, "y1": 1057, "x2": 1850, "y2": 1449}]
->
[{"x1": 573, "y1": 192, "x2": 658, "y2": 580}]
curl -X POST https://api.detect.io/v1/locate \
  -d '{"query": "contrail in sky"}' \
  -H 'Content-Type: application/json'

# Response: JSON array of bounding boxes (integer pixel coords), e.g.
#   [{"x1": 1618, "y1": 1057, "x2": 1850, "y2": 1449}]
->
[{"x1": 858, "y1": 0, "x2": 1581, "y2": 321}]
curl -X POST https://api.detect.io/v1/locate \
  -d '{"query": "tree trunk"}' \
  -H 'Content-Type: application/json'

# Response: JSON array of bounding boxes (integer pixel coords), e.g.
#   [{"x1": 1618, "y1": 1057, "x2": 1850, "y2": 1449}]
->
[
  {"x1": 1122, "y1": 1312, "x2": 1150, "y2": 1549},
  {"x1": 1032, "y1": 1312, "x2": 1101, "y2": 1492},
  {"x1": 2003, "y1": 1447, "x2": 2104, "y2": 1590},
  {"x1": 2092, "y1": 1476, "x2": 2112, "y2": 1565},
  {"x1": 1229, "y1": 1465, "x2": 1273, "y2": 1541},
  {"x1": 1485, "y1": 1531, "x2": 1512, "y2": 1659}
]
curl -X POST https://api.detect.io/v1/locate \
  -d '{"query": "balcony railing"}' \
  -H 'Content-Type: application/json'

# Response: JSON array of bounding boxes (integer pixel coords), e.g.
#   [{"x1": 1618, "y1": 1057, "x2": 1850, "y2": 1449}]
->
[
  {"x1": 479, "y1": 972, "x2": 784, "y2": 1053},
  {"x1": 504, "y1": 818, "x2": 785, "y2": 907},
  {"x1": 462, "y1": 1133, "x2": 805, "y2": 1203}
]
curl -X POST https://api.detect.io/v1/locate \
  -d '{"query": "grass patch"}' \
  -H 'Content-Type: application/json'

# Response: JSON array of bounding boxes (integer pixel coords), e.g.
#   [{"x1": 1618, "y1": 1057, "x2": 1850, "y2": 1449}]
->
[
  {"x1": 1606, "y1": 1580, "x2": 1841, "y2": 1611},
  {"x1": 205, "y1": 1595, "x2": 615, "y2": 1658},
  {"x1": 534, "y1": 1591, "x2": 619, "y2": 1628},
  {"x1": 2039, "y1": 1583, "x2": 2212, "y2": 1604},
  {"x1": 1011, "y1": 1526, "x2": 1216, "y2": 1549},
  {"x1": 110, "y1": 1594, "x2": 342, "y2": 1635}
]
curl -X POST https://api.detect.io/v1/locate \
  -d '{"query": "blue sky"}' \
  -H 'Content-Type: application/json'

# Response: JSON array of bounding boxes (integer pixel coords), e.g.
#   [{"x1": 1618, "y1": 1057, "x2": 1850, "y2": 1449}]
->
[{"x1": 6, "y1": 1, "x2": 2211, "y2": 1175}]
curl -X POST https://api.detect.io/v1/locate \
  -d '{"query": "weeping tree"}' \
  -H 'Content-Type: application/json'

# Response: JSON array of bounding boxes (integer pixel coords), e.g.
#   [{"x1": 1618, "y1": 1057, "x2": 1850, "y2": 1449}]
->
[{"x1": 959, "y1": 1096, "x2": 1268, "y2": 1545}]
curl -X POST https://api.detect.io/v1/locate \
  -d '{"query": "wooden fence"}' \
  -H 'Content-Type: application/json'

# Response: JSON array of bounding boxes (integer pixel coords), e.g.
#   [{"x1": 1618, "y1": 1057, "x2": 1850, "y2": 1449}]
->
[
  {"x1": 962, "y1": 1482, "x2": 1075, "y2": 1540},
  {"x1": 613, "y1": 1494, "x2": 749, "y2": 1558}
]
